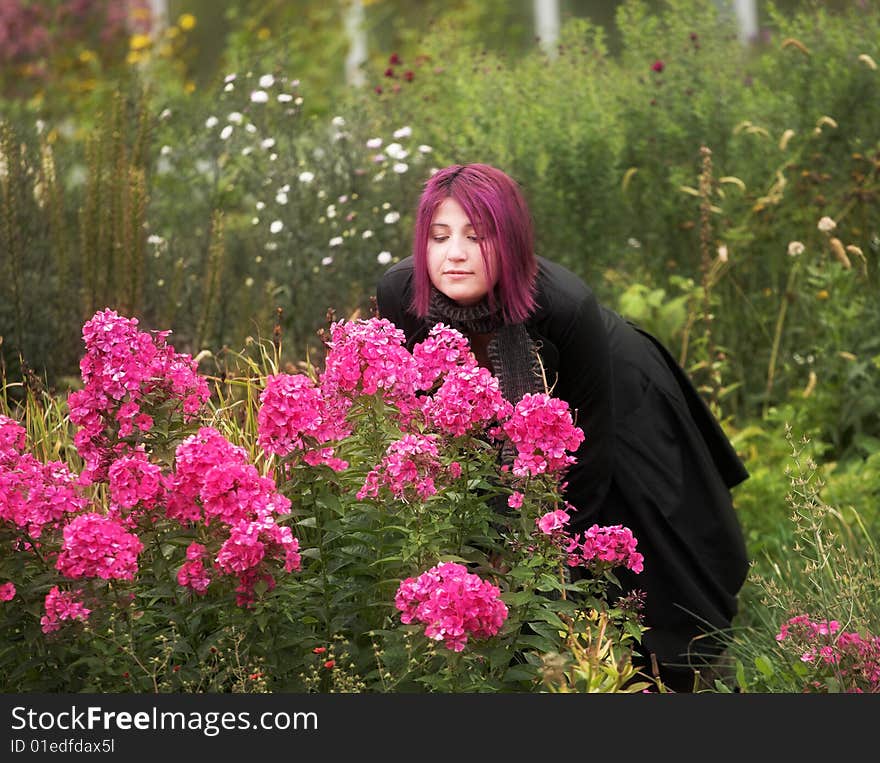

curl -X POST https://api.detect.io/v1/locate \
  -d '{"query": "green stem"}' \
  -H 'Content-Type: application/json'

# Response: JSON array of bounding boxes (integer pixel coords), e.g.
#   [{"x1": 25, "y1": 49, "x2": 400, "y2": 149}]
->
[{"x1": 763, "y1": 260, "x2": 800, "y2": 418}]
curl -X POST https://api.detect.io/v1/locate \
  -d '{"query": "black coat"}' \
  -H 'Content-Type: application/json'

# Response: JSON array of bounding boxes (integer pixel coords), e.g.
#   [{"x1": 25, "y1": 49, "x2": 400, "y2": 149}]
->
[{"x1": 377, "y1": 255, "x2": 750, "y2": 681}]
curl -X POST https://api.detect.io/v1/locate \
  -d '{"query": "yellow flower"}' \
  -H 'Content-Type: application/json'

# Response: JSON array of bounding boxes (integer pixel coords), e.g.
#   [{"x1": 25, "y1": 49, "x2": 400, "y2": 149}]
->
[
  {"x1": 78, "y1": 49, "x2": 96, "y2": 64},
  {"x1": 184, "y1": 81, "x2": 196, "y2": 94},
  {"x1": 257, "y1": 27, "x2": 271, "y2": 41},
  {"x1": 178, "y1": 14, "x2": 197, "y2": 31},
  {"x1": 816, "y1": 289, "x2": 829, "y2": 300},
  {"x1": 130, "y1": 34, "x2": 152, "y2": 51},
  {"x1": 126, "y1": 51, "x2": 143, "y2": 65}
]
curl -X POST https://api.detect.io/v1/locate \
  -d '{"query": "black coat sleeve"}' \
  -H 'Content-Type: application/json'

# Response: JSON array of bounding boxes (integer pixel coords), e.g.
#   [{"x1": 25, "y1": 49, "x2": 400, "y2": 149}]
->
[{"x1": 548, "y1": 290, "x2": 615, "y2": 528}]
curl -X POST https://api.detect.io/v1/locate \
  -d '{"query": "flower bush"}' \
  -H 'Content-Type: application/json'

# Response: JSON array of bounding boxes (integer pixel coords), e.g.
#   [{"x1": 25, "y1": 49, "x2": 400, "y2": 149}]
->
[{"x1": 0, "y1": 310, "x2": 650, "y2": 692}]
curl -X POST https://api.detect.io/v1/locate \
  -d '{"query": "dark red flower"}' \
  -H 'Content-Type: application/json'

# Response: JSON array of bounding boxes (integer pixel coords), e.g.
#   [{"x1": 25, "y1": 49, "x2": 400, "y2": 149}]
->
[
  {"x1": 403, "y1": 70, "x2": 414, "y2": 82},
  {"x1": 313, "y1": 646, "x2": 327, "y2": 654},
  {"x1": 389, "y1": 53, "x2": 402, "y2": 65},
  {"x1": 374, "y1": 85, "x2": 383, "y2": 95},
  {"x1": 651, "y1": 60, "x2": 665, "y2": 73},
  {"x1": 173, "y1": 665, "x2": 181, "y2": 672},
  {"x1": 323, "y1": 660, "x2": 335, "y2": 669},
  {"x1": 384, "y1": 67, "x2": 395, "y2": 78}
]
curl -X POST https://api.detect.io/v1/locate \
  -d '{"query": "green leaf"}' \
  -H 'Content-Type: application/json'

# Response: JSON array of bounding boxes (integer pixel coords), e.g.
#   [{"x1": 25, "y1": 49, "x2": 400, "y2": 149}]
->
[
  {"x1": 503, "y1": 664, "x2": 539, "y2": 683},
  {"x1": 736, "y1": 661, "x2": 748, "y2": 691},
  {"x1": 754, "y1": 654, "x2": 775, "y2": 679}
]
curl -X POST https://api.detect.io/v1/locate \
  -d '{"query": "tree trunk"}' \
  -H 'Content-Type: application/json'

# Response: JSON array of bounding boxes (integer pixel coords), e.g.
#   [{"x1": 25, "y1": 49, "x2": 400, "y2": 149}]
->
[
  {"x1": 345, "y1": 0, "x2": 368, "y2": 87},
  {"x1": 533, "y1": 0, "x2": 560, "y2": 58},
  {"x1": 732, "y1": 0, "x2": 758, "y2": 44}
]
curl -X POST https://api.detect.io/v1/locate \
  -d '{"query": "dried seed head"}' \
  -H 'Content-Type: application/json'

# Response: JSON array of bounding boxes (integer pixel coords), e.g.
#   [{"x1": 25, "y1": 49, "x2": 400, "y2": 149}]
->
[{"x1": 829, "y1": 237, "x2": 852, "y2": 269}]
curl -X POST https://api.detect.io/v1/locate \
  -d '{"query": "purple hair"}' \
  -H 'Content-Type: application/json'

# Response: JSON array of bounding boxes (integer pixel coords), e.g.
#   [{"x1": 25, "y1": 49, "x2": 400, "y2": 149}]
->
[{"x1": 410, "y1": 163, "x2": 537, "y2": 323}]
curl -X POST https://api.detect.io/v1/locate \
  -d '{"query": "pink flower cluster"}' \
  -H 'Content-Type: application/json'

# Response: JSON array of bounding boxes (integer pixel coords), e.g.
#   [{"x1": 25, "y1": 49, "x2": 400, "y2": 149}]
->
[
  {"x1": 164, "y1": 427, "x2": 300, "y2": 605},
  {"x1": 565, "y1": 524, "x2": 644, "y2": 574},
  {"x1": 394, "y1": 562, "x2": 508, "y2": 651},
  {"x1": 108, "y1": 450, "x2": 165, "y2": 519},
  {"x1": 0, "y1": 453, "x2": 88, "y2": 538},
  {"x1": 411, "y1": 323, "x2": 476, "y2": 390},
  {"x1": 176, "y1": 542, "x2": 212, "y2": 595},
  {"x1": 67, "y1": 309, "x2": 210, "y2": 482},
  {"x1": 357, "y1": 434, "x2": 445, "y2": 502},
  {"x1": 776, "y1": 614, "x2": 880, "y2": 692},
  {"x1": 421, "y1": 365, "x2": 511, "y2": 437},
  {"x1": 165, "y1": 427, "x2": 290, "y2": 527},
  {"x1": 0, "y1": 582, "x2": 15, "y2": 601},
  {"x1": 216, "y1": 514, "x2": 301, "y2": 607},
  {"x1": 0, "y1": 415, "x2": 26, "y2": 467},
  {"x1": 257, "y1": 373, "x2": 350, "y2": 471},
  {"x1": 502, "y1": 393, "x2": 585, "y2": 478},
  {"x1": 56, "y1": 513, "x2": 144, "y2": 581},
  {"x1": 537, "y1": 508, "x2": 571, "y2": 535},
  {"x1": 319, "y1": 318, "x2": 419, "y2": 412},
  {"x1": 41, "y1": 586, "x2": 91, "y2": 634}
]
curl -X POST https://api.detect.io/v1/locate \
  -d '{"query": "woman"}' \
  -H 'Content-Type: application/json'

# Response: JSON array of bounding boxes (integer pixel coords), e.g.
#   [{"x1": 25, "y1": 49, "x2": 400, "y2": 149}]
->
[{"x1": 376, "y1": 163, "x2": 749, "y2": 691}]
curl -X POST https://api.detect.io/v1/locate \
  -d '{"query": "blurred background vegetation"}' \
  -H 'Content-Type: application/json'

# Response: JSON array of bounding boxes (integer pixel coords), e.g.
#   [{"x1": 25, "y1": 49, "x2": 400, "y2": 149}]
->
[{"x1": 1, "y1": 1, "x2": 879, "y2": 676}]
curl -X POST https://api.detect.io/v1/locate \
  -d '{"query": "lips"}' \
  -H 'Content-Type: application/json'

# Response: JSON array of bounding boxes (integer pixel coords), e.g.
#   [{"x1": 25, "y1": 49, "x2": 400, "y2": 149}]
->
[{"x1": 444, "y1": 270, "x2": 473, "y2": 275}]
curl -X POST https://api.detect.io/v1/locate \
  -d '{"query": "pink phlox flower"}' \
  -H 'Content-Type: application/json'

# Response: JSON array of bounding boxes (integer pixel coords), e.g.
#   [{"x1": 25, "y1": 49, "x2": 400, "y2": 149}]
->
[
  {"x1": 216, "y1": 514, "x2": 301, "y2": 576},
  {"x1": 319, "y1": 318, "x2": 419, "y2": 412},
  {"x1": 69, "y1": 310, "x2": 210, "y2": 481},
  {"x1": 507, "y1": 491, "x2": 524, "y2": 509},
  {"x1": 421, "y1": 364, "x2": 511, "y2": 437},
  {"x1": 165, "y1": 427, "x2": 249, "y2": 524},
  {"x1": 502, "y1": 393, "x2": 584, "y2": 477},
  {"x1": 0, "y1": 581, "x2": 15, "y2": 601},
  {"x1": 108, "y1": 450, "x2": 164, "y2": 512},
  {"x1": 357, "y1": 434, "x2": 442, "y2": 502},
  {"x1": 56, "y1": 512, "x2": 143, "y2": 580},
  {"x1": 394, "y1": 562, "x2": 508, "y2": 652},
  {"x1": 411, "y1": 323, "x2": 477, "y2": 390},
  {"x1": 537, "y1": 509, "x2": 570, "y2": 535},
  {"x1": 568, "y1": 524, "x2": 644, "y2": 574},
  {"x1": 775, "y1": 615, "x2": 880, "y2": 692},
  {"x1": 257, "y1": 373, "x2": 351, "y2": 467},
  {"x1": 215, "y1": 513, "x2": 300, "y2": 608},
  {"x1": 199, "y1": 462, "x2": 281, "y2": 526},
  {"x1": 302, "y1": 448, "x2": 350, "y2": 472},
  {"x1": 41, "y1": 586, "x2": 91, "y2": 634},
  {"x1": 177, "y1": 542, "x2": 212, "y2": 595},
  {"x1": 0, "y1": 415, "x2": 26, "y2": 466},
  {"x1": 0, "y1": 454, "x2": 88, "y2": 538}
]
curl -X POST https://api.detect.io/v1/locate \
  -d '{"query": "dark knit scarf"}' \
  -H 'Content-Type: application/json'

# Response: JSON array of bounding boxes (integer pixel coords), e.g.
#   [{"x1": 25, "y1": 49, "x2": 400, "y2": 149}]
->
[{"x1": 426, "y1": 287, "x2": 544, "y2": 405}]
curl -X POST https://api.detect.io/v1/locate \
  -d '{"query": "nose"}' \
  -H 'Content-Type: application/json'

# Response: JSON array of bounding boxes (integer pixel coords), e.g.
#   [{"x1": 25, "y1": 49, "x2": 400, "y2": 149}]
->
[{"x1": 447, "y1": 235, "x2": 468, "y2": 261}]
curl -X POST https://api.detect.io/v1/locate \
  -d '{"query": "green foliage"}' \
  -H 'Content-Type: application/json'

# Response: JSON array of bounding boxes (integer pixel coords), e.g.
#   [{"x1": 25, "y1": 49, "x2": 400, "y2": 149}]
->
[
  {"x1": 2, "y1": 0, "x2": 880, "y2": 693},
  {"x1": 723, "y1": 426, "x2": 880, "y2": 693}
]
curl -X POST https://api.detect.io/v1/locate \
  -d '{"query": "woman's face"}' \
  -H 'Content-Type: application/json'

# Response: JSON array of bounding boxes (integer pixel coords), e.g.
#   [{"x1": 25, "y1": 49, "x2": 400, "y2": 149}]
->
[{"x1": 426, "y1": 197, "x2": 496, "y2": 306}]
